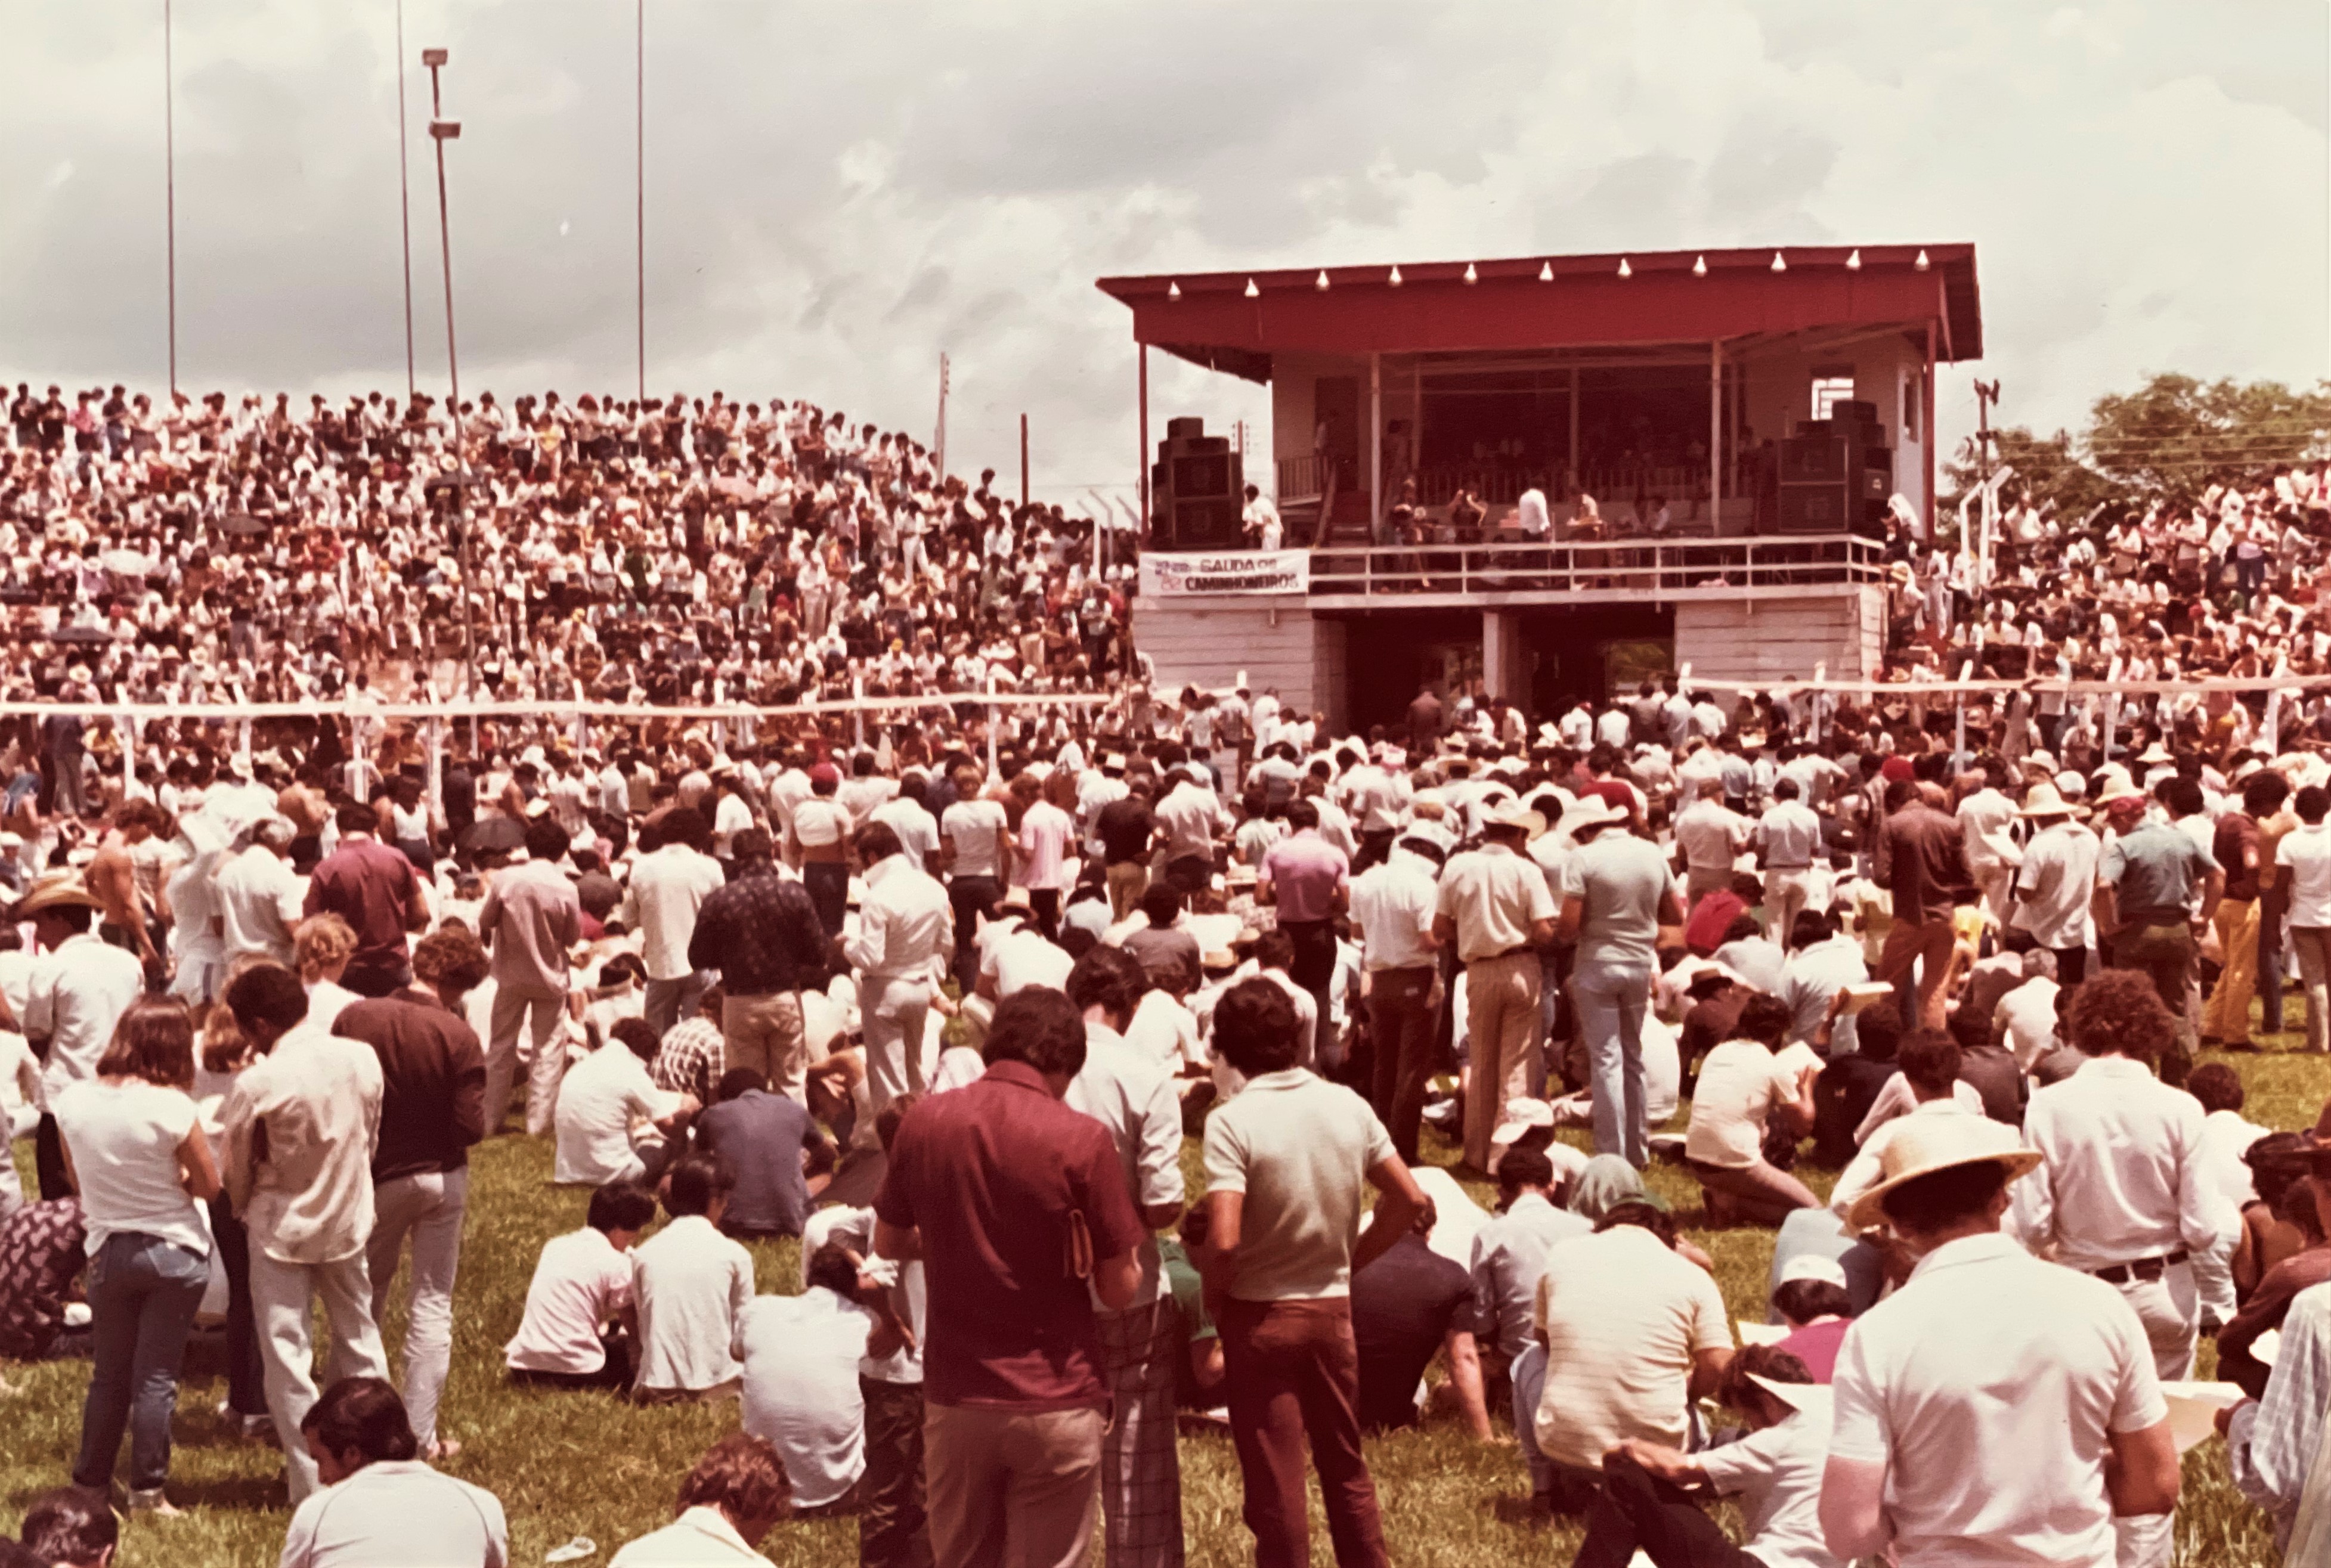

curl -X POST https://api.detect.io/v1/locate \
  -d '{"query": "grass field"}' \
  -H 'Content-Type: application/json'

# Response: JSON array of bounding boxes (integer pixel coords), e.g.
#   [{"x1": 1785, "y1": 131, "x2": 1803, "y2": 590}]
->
[{"x1": 2, "y1": 1032, "x2": 2322, "y2": 1567}]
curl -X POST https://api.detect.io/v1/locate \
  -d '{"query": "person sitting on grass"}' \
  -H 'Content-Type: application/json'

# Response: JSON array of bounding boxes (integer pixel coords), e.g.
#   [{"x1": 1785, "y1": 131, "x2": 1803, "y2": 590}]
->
[
  {"x1": 1770, "y1": 1254, "x2": 1858, "y2": 1383},
  {"x1": 1683, "y1": 993, "x2": 1819, "y2": 1227},
  {"x1": 14, "y1": 1488, "x2": 116, "y2": 1568},
  {"x1": 278, "y1": 1377, "x2": 508, "y2": 1568},
  {"x1": 552, "y1": 1017, "x2": 695, "y2": 1187},
  {"x1": 735, "y1": 1240, "x2": 913, "y2": 1519},
  {"x1": 608, "y1": 1431, "x2": 794, "y2": 1567},
  {"x1": 692, "y1": 1067, "x2": 836, "y2": 1241},
  {"x1": 504, "y1": 1180, "x2": 657, "y2": 1390},
  {"x1": 1571, "y1": 1345, "x2": 1832, "y2": 1568},
  {"x1": 630, "y1": 1154, "x2": 753, "y2": 1405}
]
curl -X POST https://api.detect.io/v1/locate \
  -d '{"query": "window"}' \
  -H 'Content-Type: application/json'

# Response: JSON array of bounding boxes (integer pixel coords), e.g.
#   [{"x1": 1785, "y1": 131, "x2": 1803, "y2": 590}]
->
[{"x1": 1810, "y1": 368, "x2": 1857, "y2": 422}]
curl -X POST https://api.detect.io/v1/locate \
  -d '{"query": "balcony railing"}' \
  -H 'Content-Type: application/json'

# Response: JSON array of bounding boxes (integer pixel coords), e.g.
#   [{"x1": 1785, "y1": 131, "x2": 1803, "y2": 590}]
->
[{"x1": 1305, "y1": 534, "x2": 1884, "y2": 600}]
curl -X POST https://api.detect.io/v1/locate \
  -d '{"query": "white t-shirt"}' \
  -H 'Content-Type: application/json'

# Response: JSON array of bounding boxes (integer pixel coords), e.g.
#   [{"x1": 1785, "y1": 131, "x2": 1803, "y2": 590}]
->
[
  {"x1": 736, "y1": 1288, "x2": 875, "y2": 1507},
  {"x1": 49, "y1": 1077, "x2": 210, "y2": 1259},
  {"x1": 2279, "y1": 820, "x2": 2331, "y2": 926},
  {"x1": 1694, "y1": 1407, "x2": 1847, "y2": 1568},
  {"x1": 1684, "y1": 1040, "x2": 1800, "y2": 1169},
  {"x1": 504, "y1": 1227, "x2": 634, "y2": 1375},
  {"x1": 278, "y1": 1459, "x2": 509, "y2": 1568},
  {"x1": 791, "y1": 797, "x2": 852, "y2": 850},
  {"x1": 942, "y1": 798, "x2": 1010, "y2": 879},
  {"x1": 552, "y1": 1046, "x2": 682, "y2": 1185}
]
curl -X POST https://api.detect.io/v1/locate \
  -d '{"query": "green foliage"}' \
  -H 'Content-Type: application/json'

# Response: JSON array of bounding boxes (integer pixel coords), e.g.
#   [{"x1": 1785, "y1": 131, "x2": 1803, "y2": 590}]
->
[{"x1": 1943, "y1": 373, "x2": 2331, "y2": 520}]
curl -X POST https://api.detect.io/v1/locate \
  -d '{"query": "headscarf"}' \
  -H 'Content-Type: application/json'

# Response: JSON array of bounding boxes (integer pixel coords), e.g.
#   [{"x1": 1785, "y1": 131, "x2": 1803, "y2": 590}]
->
[{"x1": 1568, "y1": 1154, "x2": 1664, "y2": 1222}]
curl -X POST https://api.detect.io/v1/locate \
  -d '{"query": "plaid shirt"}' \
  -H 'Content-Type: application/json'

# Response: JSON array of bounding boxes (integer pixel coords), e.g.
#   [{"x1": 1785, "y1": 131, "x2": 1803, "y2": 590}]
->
[
  {"x1": 0, "y1": 1197, "x2": 85, "y2": 1360},
  {"x1": 686, "y1": 863, "x2": 830, "y2": 995},
  {"x1": 652, "y1": 1018, "x2": 727, "y2": 1106}
]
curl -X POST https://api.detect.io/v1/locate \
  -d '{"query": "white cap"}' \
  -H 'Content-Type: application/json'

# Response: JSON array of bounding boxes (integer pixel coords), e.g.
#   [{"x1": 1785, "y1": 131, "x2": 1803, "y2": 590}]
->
[{"x1": 1778, "y1": 1253, "x2": 1849, "y2": 1289}]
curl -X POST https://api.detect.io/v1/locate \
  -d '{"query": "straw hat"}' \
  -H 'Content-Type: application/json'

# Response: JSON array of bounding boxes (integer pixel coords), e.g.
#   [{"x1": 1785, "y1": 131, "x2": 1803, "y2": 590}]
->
[
  {"x1": 1558, "y1": 796, "x2": 1628, "y2": 838},
  {"x1": 1485, "y1": 800, "x2": 1547, "y2": 839},
  {"x1": 2135, "y1": 742, "x2": 2175, "y2": 765},
  {"x1": 1844, "y1": 1114, "x2": 2042, "y2": 1231},
  {"x1": 2091, "y1": 776, "x2": 2147, "y2": 808},
  {"x1": 2017, "y1": 783, "x2": 2076, "y2": 818},
  {"x1": 14, "y1": 871, "x2": 102, "y2": 918}
]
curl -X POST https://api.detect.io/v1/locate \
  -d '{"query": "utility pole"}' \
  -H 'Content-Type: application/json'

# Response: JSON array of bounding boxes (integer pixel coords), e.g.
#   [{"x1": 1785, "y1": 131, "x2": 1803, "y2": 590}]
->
[
  {"x1": 423, "y1": 48, "x2": 477, "y2": 717},
  {"x1": 163, "y1": 0, "x2": 177, "y2": 395},
  {"x1": 636, "y1": 0, "x2": 645, "y2": 401},
  {"x1": 1971, "y1": 379, "x2": 2002, "y2": 613},
  {"x1": 933, "y1": 353, "x2": 950, "y2": 479},
  {"x1": 395, "y1": 0, "x2": 415, "y2": 399}
]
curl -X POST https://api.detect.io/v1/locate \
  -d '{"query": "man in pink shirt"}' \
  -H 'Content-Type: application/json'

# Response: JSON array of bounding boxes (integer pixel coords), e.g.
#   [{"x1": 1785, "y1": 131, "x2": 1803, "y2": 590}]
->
[{"x1": 1260, "y1": 800, "x2": 1352, "y2": 1070}]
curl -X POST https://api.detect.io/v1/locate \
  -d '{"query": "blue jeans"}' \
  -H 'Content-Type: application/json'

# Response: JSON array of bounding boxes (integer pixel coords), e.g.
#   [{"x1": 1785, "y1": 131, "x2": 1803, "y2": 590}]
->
[
  {"x1": 75, "y1": 1231, "x2": 209, "y2": 1493},
  {"x1": 1573, "y1": 955, "x2": 1654, "y2": 1168}
]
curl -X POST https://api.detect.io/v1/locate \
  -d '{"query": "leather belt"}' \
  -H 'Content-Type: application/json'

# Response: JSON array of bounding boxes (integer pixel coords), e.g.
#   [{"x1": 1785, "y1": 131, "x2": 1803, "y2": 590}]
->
[
  {"x1": 2091, "y1": 1251, "x2": 2188, "y2": 1285},
  {"x1": 1469, "y1": 946, "x2": 1533, "y2": 965}
]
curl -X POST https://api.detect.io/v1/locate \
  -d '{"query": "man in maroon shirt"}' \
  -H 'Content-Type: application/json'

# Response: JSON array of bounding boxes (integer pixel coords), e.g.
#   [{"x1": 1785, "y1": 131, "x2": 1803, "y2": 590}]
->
[
  {"x1": 1259, "y1": 798, "x2": 1351, "y2": 1063},
  {"x1": 873, "y1": 987, "x2": 1146, "y2": 1568},
  {"x1": 332, "y1": 924, "x2": 489, "y2": 1460},
  {"x1": 304, "y1": 801, "x2": 428, "y2": 997},
  {"x1": 1871, "y1": 779, "x2": 1974, "y2": 1027}
]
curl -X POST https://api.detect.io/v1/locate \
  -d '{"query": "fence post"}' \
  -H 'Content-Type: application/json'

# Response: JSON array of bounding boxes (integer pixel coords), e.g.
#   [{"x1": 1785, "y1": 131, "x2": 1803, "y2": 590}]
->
[
  {"x1": 1953, "y1": 660, "x2": 1974, "y2": 761},
  {"x1": 986, "y1": 674, "x2": 1000, "y2": 783}
]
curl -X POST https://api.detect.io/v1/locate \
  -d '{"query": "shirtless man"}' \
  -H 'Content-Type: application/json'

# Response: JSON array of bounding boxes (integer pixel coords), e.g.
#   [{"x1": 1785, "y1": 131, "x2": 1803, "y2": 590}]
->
[
  {"x1": 277, "y1": 764, "x2": 332, "y2": 873},
  {"x1": 88, "y1": 799, "x2": 162, "y2": 975}
]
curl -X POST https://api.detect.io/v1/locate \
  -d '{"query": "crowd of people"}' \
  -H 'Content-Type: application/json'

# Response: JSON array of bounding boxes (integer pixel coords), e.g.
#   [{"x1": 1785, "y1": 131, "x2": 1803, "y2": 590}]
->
[{"x1": 1, "y1": 386, "x2": 2330, "y2": 1567}]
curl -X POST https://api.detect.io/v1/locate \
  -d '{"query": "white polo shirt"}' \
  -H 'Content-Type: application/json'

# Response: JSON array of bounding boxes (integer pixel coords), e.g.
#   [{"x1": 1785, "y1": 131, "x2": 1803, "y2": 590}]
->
[
  {"x1": 1829, "y1": 1231, "x2": 2165, "y2": 1568},
  {"x1": 278, "y1": 1459, "x2": 509, "y2": 1568}
]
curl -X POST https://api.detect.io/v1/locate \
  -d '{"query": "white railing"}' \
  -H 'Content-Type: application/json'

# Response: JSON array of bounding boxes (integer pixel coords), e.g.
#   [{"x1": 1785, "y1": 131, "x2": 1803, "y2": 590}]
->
[
  {"x1": 1276, "y1": 453, "x2": 1334, "y2": 503},
  {"x1": 1305, "y1": 534, "x2": 1885, "y2": 599}
]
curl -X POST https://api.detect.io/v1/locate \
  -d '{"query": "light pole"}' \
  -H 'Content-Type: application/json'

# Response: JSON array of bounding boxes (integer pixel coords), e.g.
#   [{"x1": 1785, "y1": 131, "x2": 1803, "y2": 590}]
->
[
  {"x1": 163, "y1": 0, "x2": 177, "y2": 395},
  {"x1": 395, "y1": 0, "x2": 416, "y2": 399},
  {"x1": 636, "y1": 0, "x2": 645, "y2": 401},
  {"x1": 423, "y1": 47, "x2": 478, "y2": 718}
]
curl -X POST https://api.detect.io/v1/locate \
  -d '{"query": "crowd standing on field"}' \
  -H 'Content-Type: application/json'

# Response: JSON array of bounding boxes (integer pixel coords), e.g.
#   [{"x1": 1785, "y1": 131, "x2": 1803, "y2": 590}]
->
[{"x1": 5, "y1": 394, "x2": 2331, "y2": 1564}]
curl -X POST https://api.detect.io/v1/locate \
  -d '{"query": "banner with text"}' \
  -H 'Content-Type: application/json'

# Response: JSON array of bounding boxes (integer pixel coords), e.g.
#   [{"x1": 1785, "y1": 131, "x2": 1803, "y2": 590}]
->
[{"x1": 1139, "y1": 549, "x2": 1310, "y2": 597}]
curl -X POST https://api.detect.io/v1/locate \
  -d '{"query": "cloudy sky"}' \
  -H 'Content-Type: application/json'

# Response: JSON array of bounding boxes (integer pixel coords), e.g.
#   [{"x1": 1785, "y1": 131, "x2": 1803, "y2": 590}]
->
[{"x1": 2, "y1": 1, "x2": 2323, "y2": 508}]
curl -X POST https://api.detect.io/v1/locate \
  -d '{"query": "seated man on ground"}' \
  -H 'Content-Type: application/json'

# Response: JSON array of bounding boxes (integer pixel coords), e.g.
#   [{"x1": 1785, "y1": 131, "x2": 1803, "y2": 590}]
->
[
  {"x1": 553, "y1": 1017, "x2": 696, "y2": 1186},
  {"x1": 1683, "y1": 993, "x2": 1820, "y2": 1226},
  {"x1": 608, "y1": 1433, "x2": 794, "y2": 1567},
  {"x1": 1769, "y1": 1254, "x2": 1858, "y2": 1382},
  {"x1": 15, "y1": 1488, "x2": 117, "y2": 1568},
  {"x1": 504, "y1": 1180, "x2": 657, "y2": 1389},
  {"x1": 1350, "y1": 1206, "x2": 1492, "y2": 1439},
  {"x1": 693, "y1": 1067, "x2": 836, "y2": 1241},
  {"x1": 734, "y1": 1241, "x2": 912, "y2": 1518},
  {"x1": 279, "y1": 1377, "x2": 509, "y2": 1568},
  {"x1": 630, "y1": 1155, "x2": 754, "y2": 1404}
]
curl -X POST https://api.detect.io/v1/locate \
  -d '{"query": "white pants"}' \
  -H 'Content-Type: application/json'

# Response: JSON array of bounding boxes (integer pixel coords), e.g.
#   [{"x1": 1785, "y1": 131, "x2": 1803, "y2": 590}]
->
[
  {"x1": 366, "y1": 1167, "x2": 469, "y2": 1452},
  {"x1": 485, "y1": 986, "x2": 567, "y2": 1137},
  {"x1": 250, "y1": 1249, "x2": 389, "y2": 1503},
  {"x1": 862, "y1": 975, "x2": 932, "y2": 1121},
  {"x1": 1764, "y1": 869, "x2": 1815, "y2": 947},
  {"x1": 2112, "y1": 1261, "x2": 2196, "y2": 1568}
]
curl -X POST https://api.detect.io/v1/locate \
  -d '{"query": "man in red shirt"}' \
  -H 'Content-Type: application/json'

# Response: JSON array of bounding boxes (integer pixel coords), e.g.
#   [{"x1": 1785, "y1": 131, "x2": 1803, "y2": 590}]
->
[
  {"x1": 873, "y1": 988, "x2": 1147, "y2": 1568},
  {"x1": 304, "y1": 801, "x2": 428, "y2": 997},
  {"x1": 1871, "y1": 779, "x2": 1974, "y2": 1027},
  {"x1": 1259, "y1": 798, "x2": 1351, "y2": 1066}
]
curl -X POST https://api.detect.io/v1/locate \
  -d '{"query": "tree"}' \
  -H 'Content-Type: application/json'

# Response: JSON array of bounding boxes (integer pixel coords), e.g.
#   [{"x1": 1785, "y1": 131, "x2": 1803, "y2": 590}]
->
[
  {"x1": 1942, "y1": 424, "x2": 2120, "y2": 520},
  {"x1": 2084, "y1": 373, "x2": 2331, "y2": 500}
]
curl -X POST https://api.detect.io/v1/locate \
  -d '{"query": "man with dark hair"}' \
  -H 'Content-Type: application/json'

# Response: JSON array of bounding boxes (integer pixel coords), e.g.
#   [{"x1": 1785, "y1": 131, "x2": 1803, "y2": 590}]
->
[
  {"x1": 689, "y1": 822, "x2": 831, "y2": 1104},
  {"x1": 844, "y1": 818, "x2": 953, "y2": 1122},
  {"x1": 476, "y1": 816, "x2": 583, "y2": 1136},
  {"x1": 694, "y1": 1066, "x2": 835, "y2": 1240},
  {"x1": 280, "y1": 1377, "x2": 507, "y2": 1568},
  {"x1": 2096, "y1": 776, "x2": 2221, "y2": 1084},
  {"x1": 1468, "y1": 1145, "x2": 1589, "y2": 1492},
  {"x1": 332, "y1": 924, "x2": 490, "y2": 1461},
  {"x1": 2011, "y1": 969, "x2": 2239, "y2": 1564},
  {"x1": 1121, "y1": 881, "x2": 1200, "y2": 994},
  {"x1": 1823, "y1": 1116, "x2": 2178, "y2": 1567},
  {"x1": 2202, "y1": 771, "x2": 2284, "y2": 1052},
  {"x1": 1063, "y1": 944, "x2": 1188, "y2": 1565},
  {"x1": 872, "y1": 987, "x2": 1147, "y2": 1568},
  {"x1": 304, "y1": 800, "x2": 429, "y2": 997},
  {"x1": 736, "y1": 1241, "x2": 909, "y2": 1519},
  {"x1": 1200, "y1": 976, "x2": 1425, "y2": 1567},
  {"x1": 611, "y1": 1432, "x2": 794, "y2": 1565},
  {"x1": 553, "y1": 1017, "x2": 694, "y2": 1187},
  {"x1": 505, "y1": 1179, "x2": 656, "y2": 1390},
  {"x1": 16, "y1": 1487, "x2": 116, "y2": 1568},
  {"x1": 217, "y1": 961, "x2": 391, "y2": 1504},
  {"x1": 1259, "y1": 796, "x2": 1350, "y2": 1068},
  {"x1": 623, "y1": 805, "x2": 729, "y2": 1039},
  {"x1": 1871, "y1": 781, "x2": 1974, "y2": 1030},
  {"x1": 631, "y1": 1154, "x2": 753, "y2": 1404}
]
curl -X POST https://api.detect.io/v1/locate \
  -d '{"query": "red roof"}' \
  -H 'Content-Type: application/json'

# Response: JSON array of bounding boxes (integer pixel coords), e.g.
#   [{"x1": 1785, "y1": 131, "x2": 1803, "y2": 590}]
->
[{"x1": 1097, "y1": 244, "x2": 1980, "y2": 383}]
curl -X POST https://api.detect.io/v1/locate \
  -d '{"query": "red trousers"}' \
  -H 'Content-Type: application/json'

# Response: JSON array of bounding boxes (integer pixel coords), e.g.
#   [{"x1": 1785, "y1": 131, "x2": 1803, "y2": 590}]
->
[{"x1": 1217, "y1": 1296, "x2": 1389, "y2": 1568}]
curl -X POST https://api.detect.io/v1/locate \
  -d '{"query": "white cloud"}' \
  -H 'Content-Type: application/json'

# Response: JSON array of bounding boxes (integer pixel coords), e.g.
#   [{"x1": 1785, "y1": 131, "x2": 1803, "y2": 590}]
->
[{"x1": 0, "y1": 0, "x2": 2321, "y2": 495}]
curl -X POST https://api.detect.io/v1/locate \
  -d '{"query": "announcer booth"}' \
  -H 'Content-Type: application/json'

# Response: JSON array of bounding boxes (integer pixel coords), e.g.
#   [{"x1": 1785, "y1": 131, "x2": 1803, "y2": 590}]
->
[{"x1": 1098, "y1": 244, "x2": 1982, "y2": 731}]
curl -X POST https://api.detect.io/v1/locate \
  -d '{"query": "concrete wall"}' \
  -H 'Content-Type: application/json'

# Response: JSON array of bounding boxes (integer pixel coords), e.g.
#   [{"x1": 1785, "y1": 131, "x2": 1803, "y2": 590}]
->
[
  {"x1": 1673, "y1": 586, "x2": 1887, "y2": 694},
  {"x1": 1132, "y1": 594, "x2": 1341, "y2": 721}
]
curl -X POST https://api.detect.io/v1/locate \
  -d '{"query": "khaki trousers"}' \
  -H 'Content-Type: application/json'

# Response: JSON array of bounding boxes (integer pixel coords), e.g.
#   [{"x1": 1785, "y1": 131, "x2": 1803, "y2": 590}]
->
[
  {"x1": 722, "y1": 991, "x2": 808, "y2": 1103},
  {"x1": 2202, "y1": 898, "x2": 2261, "y2": 1045},
  {"x1": 924, "y1": 1402, "x2": 1103, "y2": 1568},
  {"x1": 1462, "y1": 952, "x2": 1541, "y2": 1171},
  {"x1": 1106, "y1": 862, "x2": 1149, "y2": 922}
]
